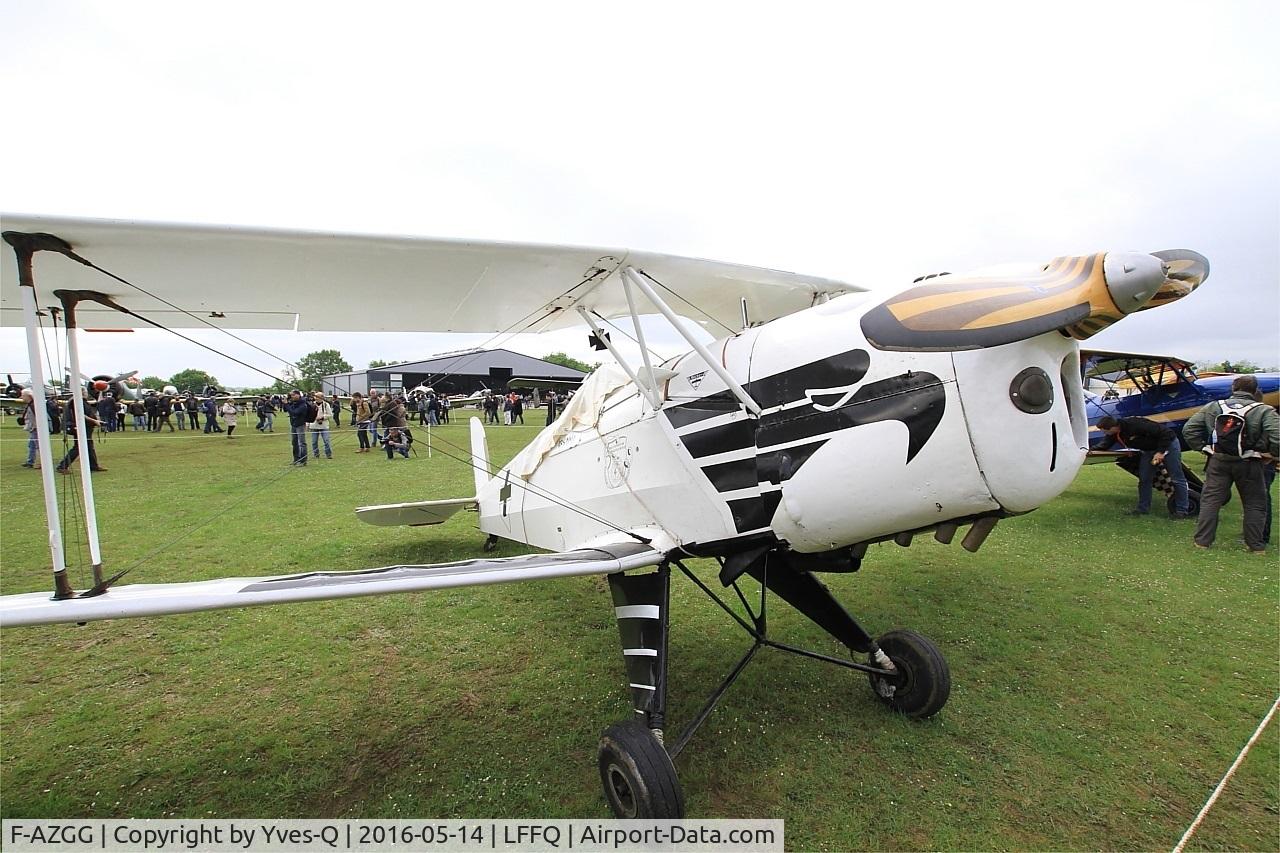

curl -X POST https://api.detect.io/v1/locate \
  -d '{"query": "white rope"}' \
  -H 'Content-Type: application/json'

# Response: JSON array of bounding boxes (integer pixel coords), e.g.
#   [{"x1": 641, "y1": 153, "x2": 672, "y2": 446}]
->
[{"x1": 1171, "y1": 694, "x2": 1280, "y2": 853}]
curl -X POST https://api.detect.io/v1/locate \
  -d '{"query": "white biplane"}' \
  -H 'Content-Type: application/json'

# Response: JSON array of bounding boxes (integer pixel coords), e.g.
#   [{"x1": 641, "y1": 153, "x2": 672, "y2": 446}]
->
[{"x1": 0, "y1": 215, "x2": 1208, "y2": 817}]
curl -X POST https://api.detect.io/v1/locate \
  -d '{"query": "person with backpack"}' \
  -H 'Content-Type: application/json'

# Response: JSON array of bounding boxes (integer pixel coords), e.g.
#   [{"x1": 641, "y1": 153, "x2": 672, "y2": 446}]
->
[
  {"x1": 1182, "y1": 375, "x2": 1280, "y2": 554},
  {"x1": 1094, "y1": 415, "x2": 1191, "y2": 519}
]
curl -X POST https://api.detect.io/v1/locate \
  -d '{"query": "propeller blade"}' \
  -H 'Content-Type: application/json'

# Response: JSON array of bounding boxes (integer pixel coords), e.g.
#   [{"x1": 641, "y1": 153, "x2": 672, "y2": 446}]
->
[
  {"x1": 1137, "y1": 249, "x2": 1210, "y2": 312},
  {"x1": 859, "y1": 250, "x2": 1206, "y2": 351},
  {"x1": 108, "y1": 369, "x2": 139, "y2": 384}
]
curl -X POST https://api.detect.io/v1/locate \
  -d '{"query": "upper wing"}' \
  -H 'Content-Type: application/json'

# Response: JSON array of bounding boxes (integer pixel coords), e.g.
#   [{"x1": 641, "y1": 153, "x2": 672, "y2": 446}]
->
[
  {"x1": 0, "y1": 542, "x2": 663, "y2": 627},
  {"x1": 1080, "y1": 349, "x2": 1193, "y2": 380},
  {"x1": 1, "y1": 214, "x2": 861, "y2": 333}
]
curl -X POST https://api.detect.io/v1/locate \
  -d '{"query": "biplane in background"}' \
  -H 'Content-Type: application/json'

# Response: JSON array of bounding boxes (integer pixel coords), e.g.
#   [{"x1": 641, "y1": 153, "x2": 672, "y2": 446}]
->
[
  {"x1": 1082, "y1": 349, "x2": 1279, "y2": 516},
  {"x1": 1083, "y1": 349, "x2": 1279, "y2": 442},
  {"x1": 0, "y1": 215, "x2": 1209, "y2": 816}
]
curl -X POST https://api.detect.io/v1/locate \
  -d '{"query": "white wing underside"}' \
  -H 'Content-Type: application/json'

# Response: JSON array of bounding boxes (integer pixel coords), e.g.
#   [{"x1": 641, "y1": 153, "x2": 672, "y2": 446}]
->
[
  {"x1": 0, "y1": 543, "x2": 663, "y2": 627},
  {"x1": 0, "y1": 214, "x2": 861, "y2": 333}
]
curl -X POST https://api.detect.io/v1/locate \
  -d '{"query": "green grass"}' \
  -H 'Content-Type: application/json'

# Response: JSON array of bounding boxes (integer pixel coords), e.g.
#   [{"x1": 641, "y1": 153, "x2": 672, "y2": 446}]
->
[{"x1": 1, "y1": 416, "x2": 1277, "y2": 850}]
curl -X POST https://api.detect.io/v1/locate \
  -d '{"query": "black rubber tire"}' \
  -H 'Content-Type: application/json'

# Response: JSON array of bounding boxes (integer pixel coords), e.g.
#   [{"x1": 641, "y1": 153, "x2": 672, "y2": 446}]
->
[
  {"x1": 1168, "y1": 490, "x2": 1201, "y2": 518},
  {"x1": 867, "y1": 629, "x2": 951, "y2": 719},
  {"x1": 597, "y1": 720, "x2": 685, "y2": 818}
]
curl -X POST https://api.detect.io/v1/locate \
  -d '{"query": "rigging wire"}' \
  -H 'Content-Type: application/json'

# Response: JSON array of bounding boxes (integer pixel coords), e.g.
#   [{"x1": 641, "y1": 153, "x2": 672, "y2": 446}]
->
[
  {"x1": 637, "y1": 269, "x2": 739, "y2": 337},
  {"x1": 34, "y1": 250, "x2": 657, "y2": 583}
]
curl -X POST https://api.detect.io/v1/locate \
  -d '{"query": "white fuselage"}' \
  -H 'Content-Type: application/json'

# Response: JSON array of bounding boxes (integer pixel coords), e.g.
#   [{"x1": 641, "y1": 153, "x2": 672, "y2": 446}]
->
[{"x1": 479, "y1": 291, "x2": 1089, "y2": 556}]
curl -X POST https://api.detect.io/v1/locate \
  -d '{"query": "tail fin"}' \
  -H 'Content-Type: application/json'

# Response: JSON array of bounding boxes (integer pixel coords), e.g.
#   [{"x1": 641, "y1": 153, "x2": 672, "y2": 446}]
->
[{"x1": 470, "y1": 416, "x2": 490, "y2": 496}]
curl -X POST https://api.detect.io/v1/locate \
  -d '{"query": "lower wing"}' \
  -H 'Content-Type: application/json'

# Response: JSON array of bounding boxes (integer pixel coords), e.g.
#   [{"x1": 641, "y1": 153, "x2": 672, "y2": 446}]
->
[{"x1": 0, "y1": 543, "x2": 662, "y2": 628}]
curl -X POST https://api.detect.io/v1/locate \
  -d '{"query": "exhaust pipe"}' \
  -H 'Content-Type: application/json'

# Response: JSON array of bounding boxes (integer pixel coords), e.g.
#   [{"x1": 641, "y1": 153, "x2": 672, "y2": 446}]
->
[{"x1": 961, "y1": 517, "x2": 999, "y2": 552}]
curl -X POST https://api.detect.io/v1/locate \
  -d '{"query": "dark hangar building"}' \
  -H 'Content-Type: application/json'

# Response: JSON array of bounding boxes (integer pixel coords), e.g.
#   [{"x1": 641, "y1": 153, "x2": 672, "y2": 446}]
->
[{"x1": 322, "y1": 348, "x2": 588, "y2": 396}]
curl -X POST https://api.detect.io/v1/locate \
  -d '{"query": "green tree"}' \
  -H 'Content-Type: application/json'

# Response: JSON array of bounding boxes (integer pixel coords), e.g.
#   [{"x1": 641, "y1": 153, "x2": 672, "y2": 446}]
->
[
  {"x1": 368, "y1": 359, "x2": 390, "y2": 368},
  {"x1": 294, "y1": 350, "x2": 353, "y2": 392},
  {"x1": 1197, "y1": 359, "x2": 1261, "y2": 374},
  {"x1": 169, "y1": 369, "x2": 220, "y2": 394},
  {"x1": 541, "y1": 352, "x2": 598, "y2": 374},
  {"x1": 138, "y1": 375, "x2": 167, "y2": 391}
]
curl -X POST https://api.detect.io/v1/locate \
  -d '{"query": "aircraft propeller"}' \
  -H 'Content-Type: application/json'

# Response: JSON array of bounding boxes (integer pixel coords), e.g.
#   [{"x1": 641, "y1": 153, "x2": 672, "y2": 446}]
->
[{"x1": 858, "y1": 250, "x2": 1209, "y2": 352}]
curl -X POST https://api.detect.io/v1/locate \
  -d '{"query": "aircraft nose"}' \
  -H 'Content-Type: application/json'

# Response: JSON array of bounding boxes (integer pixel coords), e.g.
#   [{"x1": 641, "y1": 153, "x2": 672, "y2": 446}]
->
[{"x1": 1102, "y1": 252, "x2": 1166, "y2": 315}]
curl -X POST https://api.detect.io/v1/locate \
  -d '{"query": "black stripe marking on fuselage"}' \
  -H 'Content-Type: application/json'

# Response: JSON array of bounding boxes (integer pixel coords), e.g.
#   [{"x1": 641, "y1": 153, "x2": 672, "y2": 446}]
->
[{"x1": 661, "y1": 348, "x2": 947, "y2": 534}]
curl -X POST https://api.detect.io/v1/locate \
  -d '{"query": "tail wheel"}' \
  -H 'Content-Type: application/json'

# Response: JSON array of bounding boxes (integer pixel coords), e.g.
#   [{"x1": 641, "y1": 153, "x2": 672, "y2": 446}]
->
[
  {"x1": 867, "y1": 629, "x2": 951, "y2": 719},
  {"x1": 597, "y1": 720, "x2": 685, "y2": 818}
]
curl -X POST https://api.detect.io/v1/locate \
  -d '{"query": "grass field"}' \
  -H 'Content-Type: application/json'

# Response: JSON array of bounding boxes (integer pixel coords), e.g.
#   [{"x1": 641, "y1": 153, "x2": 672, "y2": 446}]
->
[{"x1": 1, "y1": 415, "x2": 1276, "y2": 850}]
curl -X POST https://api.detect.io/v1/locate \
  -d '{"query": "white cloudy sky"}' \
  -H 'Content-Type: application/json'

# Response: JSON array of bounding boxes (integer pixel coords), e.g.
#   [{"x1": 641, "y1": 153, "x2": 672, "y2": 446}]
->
[{"x1": 2, "y1": 0, "x2": 1277, "y2": 386}]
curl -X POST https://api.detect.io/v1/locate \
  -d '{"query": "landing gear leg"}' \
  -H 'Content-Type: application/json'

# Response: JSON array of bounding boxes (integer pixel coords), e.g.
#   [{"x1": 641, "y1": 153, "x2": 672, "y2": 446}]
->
[
  {"x1": 600, "y1": 563, "x2": 685, "y2": 818},
  {"x1": 745, "y1": 555, "x2": 951, "y2": 718},
  {"x1": 482, "y1": 534, "x2": 499, "y2": 552}
]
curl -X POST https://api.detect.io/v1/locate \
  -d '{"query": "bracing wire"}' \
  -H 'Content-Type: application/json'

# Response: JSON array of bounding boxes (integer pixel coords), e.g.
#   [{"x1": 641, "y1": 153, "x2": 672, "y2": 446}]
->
[{"x1": 46, "y1": 252, "x2": 656, "y2": 577}]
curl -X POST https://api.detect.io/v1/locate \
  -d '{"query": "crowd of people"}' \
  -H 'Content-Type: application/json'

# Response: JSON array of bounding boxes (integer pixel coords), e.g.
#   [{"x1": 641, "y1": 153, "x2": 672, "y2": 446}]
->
[{"x1": 16, "y1": 386, "x2": 564, "y2": 471}]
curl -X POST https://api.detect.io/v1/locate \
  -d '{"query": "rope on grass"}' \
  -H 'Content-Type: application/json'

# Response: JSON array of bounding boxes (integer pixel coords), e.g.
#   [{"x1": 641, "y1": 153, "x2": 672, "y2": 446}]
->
[{"x1": 1171, "y1": 694, "x2": 1280, "y2": 853}]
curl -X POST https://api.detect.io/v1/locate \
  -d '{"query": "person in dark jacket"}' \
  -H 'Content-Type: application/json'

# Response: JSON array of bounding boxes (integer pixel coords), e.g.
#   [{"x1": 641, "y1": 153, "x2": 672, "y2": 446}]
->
[
  {"x1": 56, "y1": 394, "x2": 106, "y2": 473},
  {"x1": 1182, "y1": 375, "x2": 1280, "y2": 553},
  {"x1": 143, "y1": 392, "x2": 159, "y2": 431},
  {"x1": 284, "y1": 390, "x2": 312, "y2": 465},
  {"x1": 157, "y1": 394, "x2": 175, "y2": 432},
  {"x1": 1094, "y1": 415, "x2": 1190, "y2": 517},
  {"x1": 201, "y1": 397, "x2": 222, "y2": 433}
]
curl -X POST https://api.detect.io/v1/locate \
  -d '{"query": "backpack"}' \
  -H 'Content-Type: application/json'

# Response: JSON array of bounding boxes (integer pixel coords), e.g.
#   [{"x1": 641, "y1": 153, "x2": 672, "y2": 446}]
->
[
  {"x1": 1210, "y1": 400, "x2": 1260, "y2": 457},
  {"x1": 305, "y1": 401, "x2": 319, "y2": 423}
]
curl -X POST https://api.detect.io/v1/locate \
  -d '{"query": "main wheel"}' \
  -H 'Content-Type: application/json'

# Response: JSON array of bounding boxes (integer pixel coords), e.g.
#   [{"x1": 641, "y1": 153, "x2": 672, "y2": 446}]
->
[
  {"x1": 597, "y1": 720, "x2": 685, "y2": 818},
  {"x1": 866, "y1": 629, "x2": 951, "y2": 718},
  {"x1": 1168, "y1": 491, "x2": 1201, "y2": 517}
]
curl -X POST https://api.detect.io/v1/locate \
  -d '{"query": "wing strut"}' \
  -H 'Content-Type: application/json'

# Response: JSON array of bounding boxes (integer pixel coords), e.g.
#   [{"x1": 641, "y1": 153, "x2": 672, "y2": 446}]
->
[
  {"x1": 621, "y1": 267, "x2": 762, "y2": 416},
  {"x1": 1, "y1": 231, "x2": 72, "y2": 598},
  {"x1": 54, "y1": 290, "x2": 108, "y2": 588}
]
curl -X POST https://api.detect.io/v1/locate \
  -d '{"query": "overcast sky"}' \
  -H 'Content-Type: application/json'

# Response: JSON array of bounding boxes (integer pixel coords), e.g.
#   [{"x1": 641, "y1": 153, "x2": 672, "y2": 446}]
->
[{"x1": 2, "y1": 0, "x2": 1277, "y2": 386}]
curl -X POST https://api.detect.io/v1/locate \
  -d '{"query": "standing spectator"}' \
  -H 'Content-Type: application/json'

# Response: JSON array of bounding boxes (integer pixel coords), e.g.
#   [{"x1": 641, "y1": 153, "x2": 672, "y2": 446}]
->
[
  {"x1": 184, "y1": 394, "x2": 200, "y2": 432},
  {"x1": 511, "y1": 392, "x2": 524, "y2": 425},
  {"x1": 157, "y1": 394, "x2": 175, "y2": 432},
  {"x1": 129, "y1": 399, "x2": 146, "y2": 430},
  {"x1": 284, "y1": 390, "x2": 311, "y2": 465},
  {"x1": 544, "y1": 389, "x2": 558, "y2": 426},
  {"x1": 256, "y1": 395, "x2": 275, "y2": 432},
  {"x1": 202, "y1": 396, "x2": 222, "y2": 433},
  {"x1": 427, "y1": 392, "x2": 440, "y2": 426},
  {"x1": 144, "y1": 392, "x2": 159, "y2": 431},
  {"x1": 174, "y1": 398, "x2": 187, "y2": 430},
  {"x1": 56, "y1": 394, "x2": 106, "y2": 473},
  {"x1": 330, "y1": 394, "x2": 343, "y2": 429},
  {"x1": 484, "y1": 392, "x2": 499, "y2": 424},
  {"x1": 352, "y1": 392, "x2": 373, "y2": 452},
  {"x1": 19, "y1": 389, "x2": 40, "y2": 468},
  {"x1": 309, "y1": 391, "x2": 333, "y2": 459},
  {"x1": 440, "y1": 395, "x2": 450, "y2": 424},
  {"x1": 368, "y1": 390, "x2": 385, "y2": 444},
  {"x1": 1182, "y1": 375, "x2": 1280, "y2": 554},
  {"x1": 221, "y1": 400, "x2": 239, "y2": 438},
  {"x1": 96, "y1": 393, "x2": 116, "y2": 432}
]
